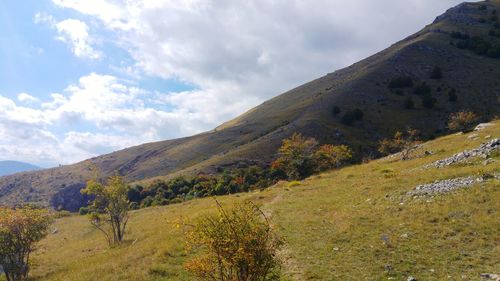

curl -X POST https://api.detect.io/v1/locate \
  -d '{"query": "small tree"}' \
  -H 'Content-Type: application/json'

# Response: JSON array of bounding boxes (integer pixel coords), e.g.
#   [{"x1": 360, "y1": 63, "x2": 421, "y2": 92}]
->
[
  {"x1": 378, "y1": 129, "x2": 421, "y2": 160},
  {"x1": 430, "y1": 66, "x2": 443, "y2": 79},
  {"x1": 272, "y1": 133, "x2": 318, "y2": 180},
  {"x1": 448, "y1": 111, "x2": 478, "y2": 132},
  {"x1": 404, "y1": 97, "x2": 415, "y2": 109},
  {"x1": 185, "y1": 200, "x2": 282, "y2": 281},
  {"x1": 313, "y1": 144, "x2": 353, "y2": 172},
  {"x1": 81, "y1": 172, "x2": 130, "y2": 246},
  {"x1": 0, "y1": 207, "x2": 52, "y2": 281}
]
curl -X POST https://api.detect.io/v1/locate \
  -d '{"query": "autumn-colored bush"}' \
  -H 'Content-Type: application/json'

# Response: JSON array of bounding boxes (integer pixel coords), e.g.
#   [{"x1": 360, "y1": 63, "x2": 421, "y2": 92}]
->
[
  {"x1": 185, "y1": 200, "x2": 282, "y2": 281},
  {"x1": 0, "y1": 207, "x2": 52, "y2": 281},
  {"x1": 448, "y1": 111, "x2": 478, "y2": 132},
  {"x1": 272, "y1": 133, "x2": 318, "y2": 180},
  {"x1": 378, "y1": 129, "x2": 421, "y2": 160},
  {"x1": 313, "y1": 144, "x2": 353, "y2": 172}
]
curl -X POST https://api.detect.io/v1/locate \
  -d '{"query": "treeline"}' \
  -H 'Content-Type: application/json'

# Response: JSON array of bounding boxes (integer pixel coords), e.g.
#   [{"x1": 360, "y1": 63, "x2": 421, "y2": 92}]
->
[
  {"x1": 449, "y1": 7, "x2": 500, "y2": 59},
  {"x1": 81, "y1": 133, "x2": 353, "y2": 213}
]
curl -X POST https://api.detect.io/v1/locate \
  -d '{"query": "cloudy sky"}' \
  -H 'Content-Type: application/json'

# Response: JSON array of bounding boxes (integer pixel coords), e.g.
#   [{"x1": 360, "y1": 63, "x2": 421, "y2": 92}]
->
[{"x1": 0, "y1": 0, "x2": 472, "y2": 167}]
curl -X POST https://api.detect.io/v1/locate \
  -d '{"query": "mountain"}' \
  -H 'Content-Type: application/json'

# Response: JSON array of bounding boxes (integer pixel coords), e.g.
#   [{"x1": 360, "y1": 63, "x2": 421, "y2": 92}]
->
[
  {"x1": 1, "y1": 0, "x2": 499, "y2": 211},
  {"x1": 29, "y1": 121, "x2": 500, "y2": 280},
  {"x1": 0, "y1": 161, "x2": 40, "y2": 177}
]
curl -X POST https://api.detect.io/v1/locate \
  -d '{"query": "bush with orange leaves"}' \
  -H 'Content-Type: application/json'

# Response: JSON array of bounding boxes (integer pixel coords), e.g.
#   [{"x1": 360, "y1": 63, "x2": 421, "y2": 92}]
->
[
  {"x1": 448, "y1": 111, "x2": 478, "y2": 133},
  {"x1": 313, "y1": 144, "x2": 353, "y2": 172},
  {"x1": 185, "y1": 200, "x2": 282, "y2": 281},
  {"x1": 0, "y1": 207, "x2": 52, "y2": 281},
  {"x1": 378, "y1": 128, "x2": 421, "y2": 160}
]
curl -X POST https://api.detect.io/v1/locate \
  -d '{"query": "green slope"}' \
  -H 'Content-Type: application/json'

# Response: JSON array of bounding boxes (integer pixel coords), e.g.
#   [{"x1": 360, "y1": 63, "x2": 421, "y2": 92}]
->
[
  {"x1": 22, "y1": 120, "x2": 500, "y2": 281},
  {"x1": 1, "y1": 0, "x2": 500, "y2": 211}
]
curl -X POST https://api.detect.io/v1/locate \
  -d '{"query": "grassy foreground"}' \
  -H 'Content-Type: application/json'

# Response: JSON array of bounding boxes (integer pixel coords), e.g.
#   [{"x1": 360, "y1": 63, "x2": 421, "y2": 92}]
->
[{"x1": 19, "y1": 122, "x2": 500, "y2": 281}]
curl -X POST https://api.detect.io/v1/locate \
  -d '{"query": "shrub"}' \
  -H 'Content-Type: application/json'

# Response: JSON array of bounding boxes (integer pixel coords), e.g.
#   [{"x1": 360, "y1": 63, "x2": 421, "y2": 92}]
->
[
  {"x1": 448, "y1": 111, "x2": 479, "y2": 132},
  {"x1": 413, "y1": 82, "x2": 431, "y2": 96},
  {"x1": 185, "y1": 200, "x2": 282, "y2": 281},
  {"x1": 313, "y1": 144, "x2": 353, "y2": 172},
  {"x1": 448, "y1": 89, "x2": 458, "y2": 102},
  {"x1": 404, "y1": 97, "x2": 415, "y2": 109},
  {"x1": 421, "y1": 94, "x2": 437, "y2": 108},
  {"x1": 287, "y1": 181, "x2": 301, "y2": 188},
  {"x1": 388, "y1": 76, "x2": 413, "y2": 89},
  {"x1": 79, "y1": 206, "x2": 89, "y2": 215},
  {"x1": 487, "y1": 44, "x2": 500, "y2": 58},
  {"x1": 332, "y1": 106, "x2": 341, "y2": 116},
  {"x1": 0, "y1": 207, "x2": 52, "y2": 281},
  {"x1": 272, "y1": 133, "x2": 318, "y2": 180},
  {"x1": 81, "y1": 171, "x2": 130, "y2": 246},
  {"x1": 430, "y1": 66, "x2": 443, "y2": 79},
  {"x1": 341, "y1": 109, "x2": 364, "y2": 125},
  {"x1": 378, "y1": 128, "x2": 421, "y2": 160}
]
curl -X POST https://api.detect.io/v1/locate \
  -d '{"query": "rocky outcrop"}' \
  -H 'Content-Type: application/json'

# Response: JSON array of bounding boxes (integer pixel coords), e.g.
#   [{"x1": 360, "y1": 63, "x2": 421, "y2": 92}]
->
[
  {"x1": 427, "y1": 139, "x2": 499, "y2": 168},
  {"x1": 408, "y1": 176, "x2": 476, "y2": 196},
  {"x1": 408, "y1": 173, "x2": 499, "y2": 196}
]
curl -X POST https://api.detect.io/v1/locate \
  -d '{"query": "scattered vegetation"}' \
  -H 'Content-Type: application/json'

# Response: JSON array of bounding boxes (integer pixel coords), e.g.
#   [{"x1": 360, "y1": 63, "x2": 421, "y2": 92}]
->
[
  {"x1": 388, "y1": 76, "x2": 413, "y2": 89},
  {"x1": 81, "y1": 172, "x2": 130, "y2": 246},
  {"x1": 0, "y1": 207, "x2": 52, "y2": 281},
  {"x1": 448, "y1": 88, "x2": 458, "y2": 102},
  {"x1": 341, "y1": 108, "x2": 364, "y2": 125},
  {"x1": 448, "y1": 111, "x2": 479, "y2": 133},
  {"x1": 185, "y1": 200, "x2": 282, "y2": 281},
  {"x1": 332, "y1": 106, "x2": 341, "y2": 116},
  {"x1": 404, "y1": 97, "x2": 415, "y2": 109},
  {"x1": 430, "y1": 66, "x2": 443, "y2": 79},
  {"x1": 378, "y1": 128, "x2": 421, "y2": 160},
  {"x1": 451, "y1": 31, "x2": 500, "y2": 58}
]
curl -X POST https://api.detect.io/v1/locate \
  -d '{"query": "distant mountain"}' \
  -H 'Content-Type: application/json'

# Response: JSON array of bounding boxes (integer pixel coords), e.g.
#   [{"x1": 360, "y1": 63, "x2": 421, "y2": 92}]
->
[
  {"x1": 1, "y1": 0, "x2": 499, "y2": 211},
  {"x1": 0, "y1": 161, "x2": 40, "y2": 177}
]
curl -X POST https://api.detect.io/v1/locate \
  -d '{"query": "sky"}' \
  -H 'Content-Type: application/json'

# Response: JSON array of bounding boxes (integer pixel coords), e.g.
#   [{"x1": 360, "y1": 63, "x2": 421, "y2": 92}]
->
[{"x1": 0, "y1": 0, "x2": 473, "y2": 167}]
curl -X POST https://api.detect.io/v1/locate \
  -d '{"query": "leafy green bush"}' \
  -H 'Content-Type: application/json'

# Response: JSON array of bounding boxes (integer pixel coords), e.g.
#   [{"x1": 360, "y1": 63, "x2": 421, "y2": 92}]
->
[
  {"x1": 388, "y1": 76, "x2": 413, "y2": 89},
  {"x1": 404, "y1": 97, "x2": 415, "y2": 109},
  {"x1": 430, "y1": 66, "x2": 443, "y2": 79},
  {"x1": 341, "y1": 108, "x2": 364, "y2": 125},
  {"x1": 448, "y1": 89, "x2": 458, "y2": 102},
  {"x1": 413, "y1": 82, "x2": 431, "y2": 96},
  {"x1": 332, "y1": 106, "x2": 341, "y2": 116}
]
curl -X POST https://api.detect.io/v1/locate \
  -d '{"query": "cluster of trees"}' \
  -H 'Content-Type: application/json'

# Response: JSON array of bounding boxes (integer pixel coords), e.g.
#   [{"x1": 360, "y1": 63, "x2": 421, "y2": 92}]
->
[
  {"x1": 451, "y1": 30, "x2": 500, "y2": 59},
  {"x1": 81, "y1": 133, "x2": 353, "y2": 211},
  {"x1": 123, "y1": 166, "x2": 279, "y2": 209},
  {"x1": 0, "y1": 207, "x2": 52, "y2": 281},
  {"x1": 272, "y1": 133, "x2": 353, "y2": 180},
  {"x1": 377, "y1": 111, "x2": 480, "y2": 160},
  {"x1": 388, "y1": 70, "x2": 460, "y2": 110}
]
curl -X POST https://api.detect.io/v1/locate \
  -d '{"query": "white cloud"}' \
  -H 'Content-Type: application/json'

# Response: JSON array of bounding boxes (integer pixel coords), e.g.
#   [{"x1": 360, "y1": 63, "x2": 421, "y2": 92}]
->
[
  {"x1": 0, "y1": 73, "x2": 252, "y2": 166},
  {"x1": 5, "y1": 0, "x2": 476, "y2": 166},
  {"x1": 50, "y1": 0, "x2": 472, "y2": 121},
  {"x1": 17, "y1": 93, "x2": 40, "y2": 104},
  {"x1": 55, "y1": 19, "x2": 102, "y2": 59},
  {"x1": 34, "y1": 13, "x2": 101, "y2": 59}
]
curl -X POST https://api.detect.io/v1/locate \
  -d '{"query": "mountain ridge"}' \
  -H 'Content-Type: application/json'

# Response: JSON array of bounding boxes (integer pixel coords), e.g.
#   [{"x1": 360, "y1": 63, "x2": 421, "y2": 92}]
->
[
  {"x1": 0, "y1": 160, "x2": 40, "y2": 177},
  {"x1": 1, "y1": 0, "x2": 499, "y2": 211}
]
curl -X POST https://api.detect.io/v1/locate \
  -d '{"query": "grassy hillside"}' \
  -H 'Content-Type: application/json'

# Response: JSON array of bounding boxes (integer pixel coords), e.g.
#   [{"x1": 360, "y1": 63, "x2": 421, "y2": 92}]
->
[
  {"x1": 20, "y1": 121, "x2": 500, "y2": 281},
  {"x1": 1, "y1": 0, "x2": 499, "y2": 211}
]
